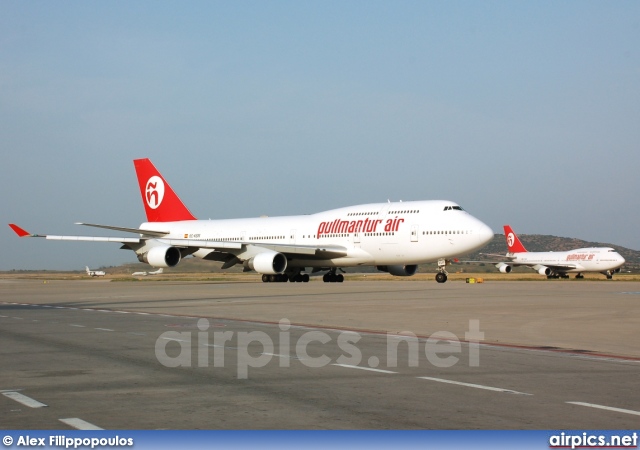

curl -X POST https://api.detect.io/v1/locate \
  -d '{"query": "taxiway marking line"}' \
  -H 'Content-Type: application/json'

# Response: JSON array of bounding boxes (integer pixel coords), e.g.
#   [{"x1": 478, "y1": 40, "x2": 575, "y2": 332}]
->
[
  {"x1": 566, "y1": 402, "x2": 640, "y2": 416},
  {"x1": 2, "y1": 392, "x2": 48, "y2": 408},
  {"x1": 332, "y1": 364, "x2": 397, "y2": 374},
  {"x1": 59, "y1": 418, "x2": 104, "y2": 430},
  {"x1": 417, "y1": 377, "x2": 532, "y2": 395}
]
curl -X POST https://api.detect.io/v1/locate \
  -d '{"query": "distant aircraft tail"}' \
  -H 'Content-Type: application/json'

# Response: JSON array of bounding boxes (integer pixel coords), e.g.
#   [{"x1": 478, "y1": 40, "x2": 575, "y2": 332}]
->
[
  {"x1": 85, "y1": 266, "x2": 91, "y2": 274},
  {"x1": 503, "y1": 225, "x2": 528, "y2": 253},
  {"x1": 133, "y1": 159, "x2": 197, "y2": 222}
]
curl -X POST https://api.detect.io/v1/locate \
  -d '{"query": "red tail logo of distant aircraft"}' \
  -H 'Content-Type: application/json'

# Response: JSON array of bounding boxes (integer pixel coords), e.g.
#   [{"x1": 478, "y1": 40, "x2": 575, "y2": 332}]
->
[{"x1": 145, "y1": 176, "x2": 164, "y2": 210}]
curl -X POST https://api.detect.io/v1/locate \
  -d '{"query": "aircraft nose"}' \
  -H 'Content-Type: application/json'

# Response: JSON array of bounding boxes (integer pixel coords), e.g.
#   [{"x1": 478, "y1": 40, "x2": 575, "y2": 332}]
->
[{"x1": 477, "y1": 222, "x2": 494, "y2": 246}]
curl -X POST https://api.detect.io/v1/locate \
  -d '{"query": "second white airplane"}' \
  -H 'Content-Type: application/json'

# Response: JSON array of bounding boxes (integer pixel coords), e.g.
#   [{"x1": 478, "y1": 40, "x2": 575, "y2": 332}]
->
[
  {"x1": 488, "y1": 225, "x2": 625, "y2": 279},
  {"x1": 10, "y1": 158, "x2": 494, "y2": 283}
]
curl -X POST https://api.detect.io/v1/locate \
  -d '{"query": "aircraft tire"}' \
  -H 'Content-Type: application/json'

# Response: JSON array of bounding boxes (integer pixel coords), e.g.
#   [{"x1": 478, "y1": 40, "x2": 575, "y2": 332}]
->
[{"x1": 435, "y1": 273, "x2": 447, "y2": 283}]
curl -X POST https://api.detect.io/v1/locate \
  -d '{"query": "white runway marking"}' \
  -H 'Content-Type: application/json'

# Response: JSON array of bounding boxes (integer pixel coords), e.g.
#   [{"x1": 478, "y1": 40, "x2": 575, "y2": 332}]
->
[
  {"x1": 566, "y1": 402, "x2": 640, "y2": 416},
  {"x1": 69, "y1": 324, "x2": 86, "y2": 328},
  {"x1": 261, "y1": 352, "x2": 304, "y2": 360},
  {"x1": 332, "y1": 364, "x2": 398, "y2": 374},
  {"x1": 162, "y1": 337, "x2": 189, "y2": 342},
  {"x1": 95, "y1": 328, "x2": 114, "y2": 332},
  {"x1": 2, "y1": 392, "x2": 48, "y2": 408},
  {"x1": 59, "y1": 418, "x2": 103, "y2": 430},
  {"x1": 418, "y1": 377, "x2": 532, "y2": 395}
]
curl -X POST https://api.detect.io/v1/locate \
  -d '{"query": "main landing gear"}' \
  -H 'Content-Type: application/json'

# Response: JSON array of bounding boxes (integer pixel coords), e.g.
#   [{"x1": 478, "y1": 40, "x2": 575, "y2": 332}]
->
[
  {"x1": 261, "y1": 273, "x2": 310, "y2": 283},
  {"x1": 547, "y1": 273, "x2": 570, "y2": 279},
  {"x1": 323, "y1": 269, "x2": 344, "y2": 283},
  {"x1": 435, "y1": 259, "x2": 449, "y2": 283}
]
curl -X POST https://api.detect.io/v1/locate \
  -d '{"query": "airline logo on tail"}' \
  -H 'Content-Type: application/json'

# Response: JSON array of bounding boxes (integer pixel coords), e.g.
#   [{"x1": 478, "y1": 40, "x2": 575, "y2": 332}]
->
[
  {"x1": 503, "y1": 225, "x2": 528, "y2": 253},
  {"x1": 134, "y1": 158, "x2": 196, "y2": 222},
  {"x1": 145, "y1": 176, "x2": 164, "y2": 210}
]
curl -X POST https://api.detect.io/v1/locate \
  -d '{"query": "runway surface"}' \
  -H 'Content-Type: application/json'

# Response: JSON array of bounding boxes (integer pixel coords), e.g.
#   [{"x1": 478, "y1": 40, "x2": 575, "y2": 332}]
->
[{"x1": 1, "y1": 279, "x2": 639, "y2": 429}]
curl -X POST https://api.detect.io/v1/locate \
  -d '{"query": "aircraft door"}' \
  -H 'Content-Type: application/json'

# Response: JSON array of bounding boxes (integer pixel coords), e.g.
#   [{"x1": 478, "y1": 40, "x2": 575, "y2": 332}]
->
[
  {"x1": 411, "y1": 224, "x2": 419, "y2": 242},
  {"x1": 290, "y1": 229, "x2": 296, "y2": 245}
]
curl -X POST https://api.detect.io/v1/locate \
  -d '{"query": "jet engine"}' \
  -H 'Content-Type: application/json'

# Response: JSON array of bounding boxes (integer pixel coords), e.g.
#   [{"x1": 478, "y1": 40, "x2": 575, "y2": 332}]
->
[
  {"x1": 376, "y1": 264, "x2": 418, "y2": 277},
  {"x1": 245, "y1": 251, "x2": 287, "y2": 275},
  {"x1": 495, "y1": 262, "x2": 512, "y2": 274},
  {"x1": 140, "y1": 246, "x2": 181, "y2": 268},
  {"x1": 533, "y1": 264, "x2": 551, "y2": 276}
]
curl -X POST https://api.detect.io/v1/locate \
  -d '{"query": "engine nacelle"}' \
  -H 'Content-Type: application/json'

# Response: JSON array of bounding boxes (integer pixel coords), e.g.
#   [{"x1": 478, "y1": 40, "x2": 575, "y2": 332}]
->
[
  {"x1": 533, "y1": 264, "x2": 551, "y2": 276},
  {"x1": 246, "y1": 251, "x2": 287, "y2": 275},
  {"x1": 140, "y1": 246, "x2": 181, "y2": 268},
  {"x1": 376, "y1": 264, "x2": 418, "y2": 277},
  {"x1": 495, "y1": 262, "x2": 512, "y2": 274}
]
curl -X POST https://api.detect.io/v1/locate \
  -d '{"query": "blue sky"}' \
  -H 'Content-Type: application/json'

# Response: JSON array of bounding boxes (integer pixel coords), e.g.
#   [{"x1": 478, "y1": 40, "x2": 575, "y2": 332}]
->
[{"x1": 2, "y1": 1, "x2": 639, "y2": 270}]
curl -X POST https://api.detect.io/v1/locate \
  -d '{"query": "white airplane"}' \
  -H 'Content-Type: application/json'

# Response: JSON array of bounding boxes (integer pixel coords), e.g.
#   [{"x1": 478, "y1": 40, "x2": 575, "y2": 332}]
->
[
  {"x1": 9, "y1": 158, "x2": 494, "y2": 283},
  {"x1": 487, "y1": 225, "x2": 625, "y2": 279},
  {"x1": 85, "y1": 266, "x2": 106, "y2": 277},
  {"x1": 132, "y1": 268, "x2": 163, "y2": 276}
]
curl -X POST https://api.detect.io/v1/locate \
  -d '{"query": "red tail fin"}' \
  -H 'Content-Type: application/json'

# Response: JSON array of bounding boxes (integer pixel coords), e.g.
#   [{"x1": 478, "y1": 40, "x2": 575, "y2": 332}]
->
[
  {"x1": 503, "y1": 225, "x2": 527, "y2": 253},
  {"x1": 133, "y1": 159, "x2": 197, "y2": 222}
]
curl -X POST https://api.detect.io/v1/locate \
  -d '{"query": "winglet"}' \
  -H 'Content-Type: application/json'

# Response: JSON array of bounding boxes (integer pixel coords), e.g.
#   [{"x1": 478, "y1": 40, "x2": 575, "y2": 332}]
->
[
  {"x1": 8, "y1": 223, "x2": 33, "y2": 237},
  {"x1": 503, "y1": 225, "x2": 527, "y2": 253}
]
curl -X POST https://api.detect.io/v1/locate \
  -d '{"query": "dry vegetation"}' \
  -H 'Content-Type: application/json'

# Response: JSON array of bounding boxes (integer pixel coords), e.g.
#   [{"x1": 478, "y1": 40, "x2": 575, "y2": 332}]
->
[
  {"x1": 2, "y1": 271, "x2": 639, "y2": 283},
  {"x1": 4, "y1": 234, "x2": 637, "y2": 282}
]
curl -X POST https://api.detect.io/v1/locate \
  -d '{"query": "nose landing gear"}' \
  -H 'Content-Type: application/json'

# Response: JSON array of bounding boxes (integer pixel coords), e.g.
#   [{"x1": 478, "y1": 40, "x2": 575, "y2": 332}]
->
[{"x1": 435, "y1": 259, "x2": 449, "y2": 283}]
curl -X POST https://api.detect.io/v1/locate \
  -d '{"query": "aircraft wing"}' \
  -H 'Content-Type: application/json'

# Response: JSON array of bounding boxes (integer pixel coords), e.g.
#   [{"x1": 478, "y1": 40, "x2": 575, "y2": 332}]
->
[
  {"x1": 521, "y1": 263, "x2": 578, "y2": 271},
  {"x1": 163, "y1": 239, "x2": 348, "y2": 258},
  {"x1": 76, "y1": 222, "x2": 169, "y2": 237},
  {"x1": 9, "y1": 224, "x2": 142, "y2": 244},
  {"x1": 249, "y1": 242, "x2": 348, "y2": 259},
  {"x1": 10, "y1": 224, "x2": 347, "y2": 258},
  {"x1": 479, "y1": 252, "x2": 517, "y2": 259},
  {"x1": 462, "y1": 258, "x2": 578, "y2": 271}
]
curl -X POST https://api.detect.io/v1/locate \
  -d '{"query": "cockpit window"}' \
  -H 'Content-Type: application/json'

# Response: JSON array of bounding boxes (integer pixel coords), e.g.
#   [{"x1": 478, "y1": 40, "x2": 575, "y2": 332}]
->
[{"x1": 443, "y1": 206, "x2": 465, "y2": 211}]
